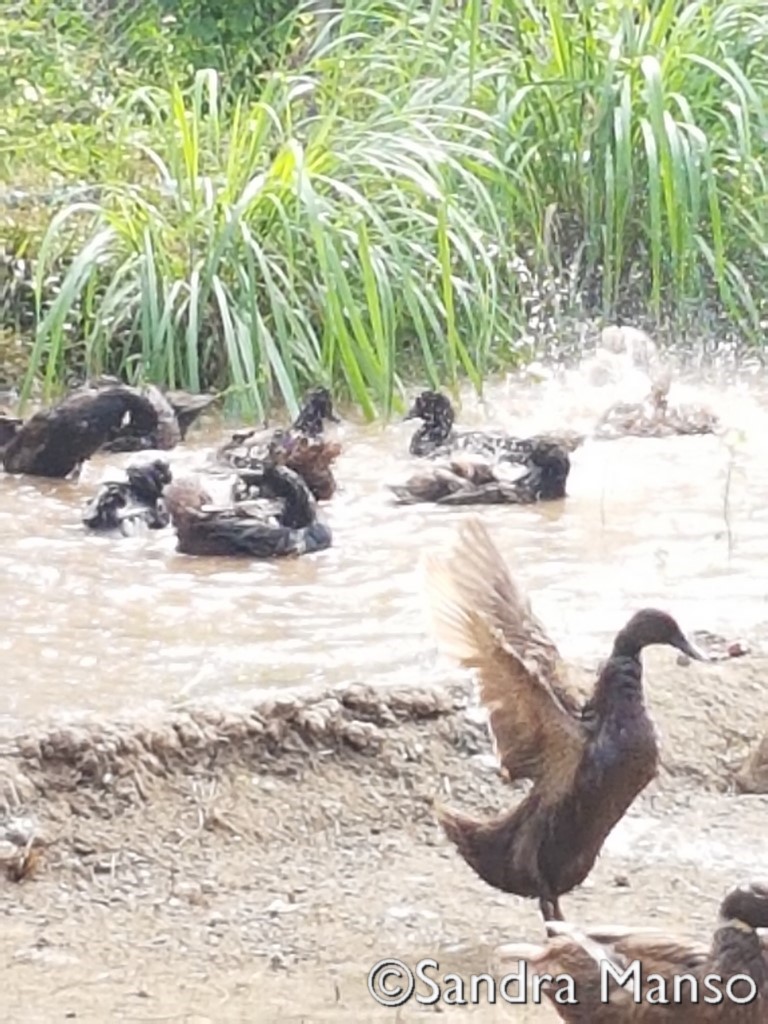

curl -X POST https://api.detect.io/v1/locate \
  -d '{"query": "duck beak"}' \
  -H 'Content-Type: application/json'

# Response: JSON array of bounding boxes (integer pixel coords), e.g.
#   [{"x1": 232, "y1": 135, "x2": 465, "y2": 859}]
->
[
  {"x1": 677, "y1": 634, "x2": 711, "y2": 662},
  {"x1": 403, "y1": 405, "x2": 419, "y2": 422}
]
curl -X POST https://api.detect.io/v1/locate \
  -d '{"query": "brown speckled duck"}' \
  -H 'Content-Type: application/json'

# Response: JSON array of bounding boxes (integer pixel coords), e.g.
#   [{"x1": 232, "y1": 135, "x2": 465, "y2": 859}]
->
[
  {"x1": 164, "y1": 463, "x2": 332, "y2": 559},
  {"x1": 389, "y1": 439, "x2": 571, "y2": 505},
  {"x1": 495, "y1": 882, "x2": 768, "y2": 1022},
  {"x1": 232, "y1": 434, "x2": 342, "y2": 503},
  {"x1": 405, "y1": 390, "x2": 584, "y2": 463},
  {"x1": 595, "y1": 368, "x2": 718, "y2": 439},
  {"x1": 421, "y1": 518, "x2": 708, "y2": 923},
  {"x1": 2, "y1": 385, "x2": 160, "y2": 478},
  {"x1": 218, "y1": 387, "x2": 341, "y2": 500}
]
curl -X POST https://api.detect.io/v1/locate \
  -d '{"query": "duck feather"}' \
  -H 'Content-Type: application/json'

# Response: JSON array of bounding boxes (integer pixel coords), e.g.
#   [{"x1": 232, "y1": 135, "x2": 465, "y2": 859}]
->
[{"x1": 421, "y1": 517, "x2": 584, "y2": 791}]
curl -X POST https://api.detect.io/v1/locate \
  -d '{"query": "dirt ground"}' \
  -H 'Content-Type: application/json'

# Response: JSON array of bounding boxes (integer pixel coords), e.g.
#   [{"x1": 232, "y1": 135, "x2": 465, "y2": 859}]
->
[{"x1": 1, "y1": 648, "x2": 766, "y2": 1023}]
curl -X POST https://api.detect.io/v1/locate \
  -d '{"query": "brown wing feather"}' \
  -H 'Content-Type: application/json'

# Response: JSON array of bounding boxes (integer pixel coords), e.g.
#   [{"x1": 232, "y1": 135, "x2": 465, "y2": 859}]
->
[
  {"x1": 496, "y1": 928, "x2": 712, "y2": 1018},
  {"x1": 421, "y1": 516, "x2": 586, "y2": 789},
  {"x1": 548, "y1": 923, "x2": 710, "y2": 969}
]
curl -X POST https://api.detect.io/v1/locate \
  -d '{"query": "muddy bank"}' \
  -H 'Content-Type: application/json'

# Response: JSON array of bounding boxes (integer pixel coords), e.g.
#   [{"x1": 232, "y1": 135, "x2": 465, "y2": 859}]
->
[
  {"x1": 0, "y1": 649, "x2": 762, "y2": 811},
  {"x1": 0, "y1": 652, "x2": 766, "y2": 1021}
]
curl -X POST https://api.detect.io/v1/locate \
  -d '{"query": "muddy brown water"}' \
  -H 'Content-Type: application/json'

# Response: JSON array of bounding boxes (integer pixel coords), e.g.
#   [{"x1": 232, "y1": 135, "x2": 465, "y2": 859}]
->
[
  {"x1": 1, "y1": 361, "x2": 767, "y2": 729},
  {"x1": 2, "y1": 357, "x2": 768, "y2": 1022}
]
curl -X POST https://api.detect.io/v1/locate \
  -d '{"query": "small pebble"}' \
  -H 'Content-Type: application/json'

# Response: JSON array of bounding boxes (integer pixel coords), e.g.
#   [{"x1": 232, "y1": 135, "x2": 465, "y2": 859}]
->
[{"x1": 174, "y1": 881, "x2": 204, "y2": 905}]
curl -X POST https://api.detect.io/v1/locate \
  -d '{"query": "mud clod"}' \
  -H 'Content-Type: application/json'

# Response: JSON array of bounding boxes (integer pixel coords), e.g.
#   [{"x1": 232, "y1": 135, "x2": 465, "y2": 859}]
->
[{"x1": 736, "y1": 731, "x2": 768, "y2": 793}]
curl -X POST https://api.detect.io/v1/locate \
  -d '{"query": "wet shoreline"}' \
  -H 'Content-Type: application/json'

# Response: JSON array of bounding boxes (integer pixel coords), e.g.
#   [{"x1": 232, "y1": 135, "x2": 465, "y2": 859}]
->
[
  {"x1": 0, "y1": 652, "x2": 766, "y2": 1022},
  {"x1": 1, "y1": 649, "x2": 763, "y2": 819}
]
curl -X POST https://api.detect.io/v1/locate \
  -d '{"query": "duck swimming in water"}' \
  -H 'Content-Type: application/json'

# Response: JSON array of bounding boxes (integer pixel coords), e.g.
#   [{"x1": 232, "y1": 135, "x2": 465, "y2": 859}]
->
[
  {"x1": 164, "y1": 464, "x2": 331, "y2": 559},
  {"x1": 421, "y1": 518, "x2": 708, "y2": 923},
  {"x1": 389, "y1": 439, "x2": 570, "y2": 505},
  {"x1": 82, "y1": 458, "x2": 172, "y2": 534},
  {"x1": 101, "y1": 384, "x2": 218, "y2": 452},
  {"x1": 218, "y1": 386, "x2": 341, "y2": 500},
  {"x1": 223, "y1": 386, "x2": 339, "y2": 449},
  {"x1": 232, "y1": 433, "x2": 342, "y2": 503},
  {"x1": 405, "y1": 390, "x2": 584, "y2": 463},
  {"x1": 595, "y1": 368, "x2": 718, "y2": 439},
  {"x1": 2, "y1": 385, "x2": 160, "y2": 478},
  {"x1": 495, "y1": 881, "x2": 768, "y2": 1022}
]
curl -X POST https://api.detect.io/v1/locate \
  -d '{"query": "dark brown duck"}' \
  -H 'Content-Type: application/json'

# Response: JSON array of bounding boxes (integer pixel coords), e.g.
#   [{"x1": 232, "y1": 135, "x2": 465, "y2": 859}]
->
[
  {"x1": 2, "y1": 385, "x2": 160, "y2": 478},
  {"x1": 390, "y1": 439, "x2": 570, "y2": 505},
  {"x1": 496, "y1": 881, "x2": 768, "y2": 1022},
  {"x1": 164, "y1": 464, "x2": 332, "y2": 559},
  {"x1": 422, "y1": 518, "x2": 708, "y2": 923},
  {"x1": 100, "y1": 382, "x2": 218, "y2": 452}
]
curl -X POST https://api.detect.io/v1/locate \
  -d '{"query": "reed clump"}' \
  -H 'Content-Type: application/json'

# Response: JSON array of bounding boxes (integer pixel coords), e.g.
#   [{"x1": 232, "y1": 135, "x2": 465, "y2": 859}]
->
[{"x1": 3, "y1": 0, "x2": 767, "y2": 414}]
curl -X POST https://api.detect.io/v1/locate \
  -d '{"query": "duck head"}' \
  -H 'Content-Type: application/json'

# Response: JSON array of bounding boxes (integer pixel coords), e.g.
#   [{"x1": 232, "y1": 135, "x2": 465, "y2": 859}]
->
[
  {"x1": 611, "y1": 609, "x2": 710, "y2": 661},
  {"x1": 291, "y1": 387, "x2": 339, "y2": 436},
  {"x1": 527, "y1": 440, "x2": 570, "y2": 500},
  {"x1": 405, "y1": 391, "x2": 456, "y2": 454},
  {"x1": 405, "y1": 391, "x2": 455, "y2": 427},
  {"x1": 720, "y1": 882, "x2": 768, "y2": 929},
  {"x1": 126, "y1": 459, "x2": 173, "y2": 504}
]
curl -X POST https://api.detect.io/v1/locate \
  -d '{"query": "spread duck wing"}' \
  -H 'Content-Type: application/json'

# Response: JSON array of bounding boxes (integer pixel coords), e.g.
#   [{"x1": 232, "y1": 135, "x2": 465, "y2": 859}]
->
[{"x1": 421, "y1": 517, "x2": 586, "y2": 791}]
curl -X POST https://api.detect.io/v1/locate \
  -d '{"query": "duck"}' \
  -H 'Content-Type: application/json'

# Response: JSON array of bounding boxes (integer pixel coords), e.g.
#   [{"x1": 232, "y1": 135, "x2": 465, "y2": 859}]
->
[
  {"x1": 1, "y1": 385, "x2": 160, "y2": 478},
  {"x1": 494, "y1": 881, "x2": 768, "y2": 1022},
  {"x1": 223, "y1": 386, "x2": 339, "y2": 450},
  {"x1": 404, "y1": 390, "x2": 584, "y2": 462},
  {"x1": 389, "y1": 439, "x2": 570, "y2": 505},
  {"x1": 420, "y1": 517, "x2": 708, "y2": 923},
  {"x1": 82, "y1": 458, "x2": 172, "y2": 534},
  {"x1": 70, "y1": 376, "x2": 218, "y2": 452},
  {"x1": 231, "y1": 433, "x2": 342, "y2": 503},
  {"x1": 164, "y1": 463, "x2": 332, "y2": 559},
  {"x1": 218, "y1": 386, "x2": 341, "y2": 500},
  {"x1": 93, "y1": 380, "x2": 218, "y2": 452},
  {"x1": 595, "y1": 368, "x2": 718, "y2": 439}
]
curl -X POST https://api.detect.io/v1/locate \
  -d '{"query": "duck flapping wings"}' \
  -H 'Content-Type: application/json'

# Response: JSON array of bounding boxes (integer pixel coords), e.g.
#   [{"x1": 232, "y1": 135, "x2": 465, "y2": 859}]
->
[{"x1": 421, "y1": 517, "x2": 589, "y2": 798}]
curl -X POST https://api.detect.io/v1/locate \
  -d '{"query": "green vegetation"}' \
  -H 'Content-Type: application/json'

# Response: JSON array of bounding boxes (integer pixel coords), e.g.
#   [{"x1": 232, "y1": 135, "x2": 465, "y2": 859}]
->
[{"x1": 2, "y1": 0, "x2": 768, "y2": 417}]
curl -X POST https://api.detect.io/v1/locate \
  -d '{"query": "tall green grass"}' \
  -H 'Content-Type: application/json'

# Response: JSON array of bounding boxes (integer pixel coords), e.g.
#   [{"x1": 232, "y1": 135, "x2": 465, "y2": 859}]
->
[{"x1": 5, "y1": 0, "x2": 768, "y2": 416}]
